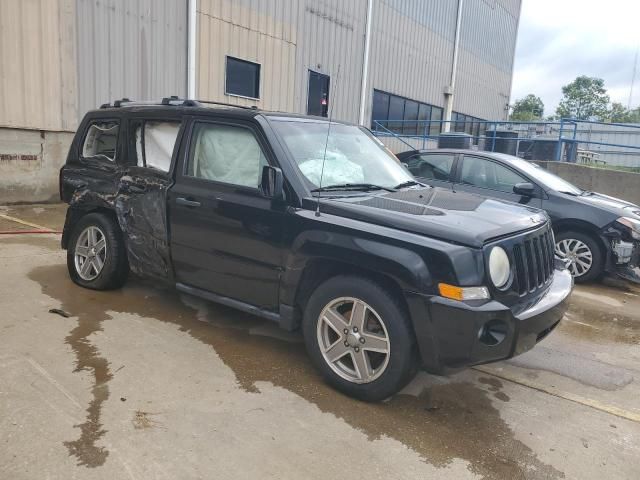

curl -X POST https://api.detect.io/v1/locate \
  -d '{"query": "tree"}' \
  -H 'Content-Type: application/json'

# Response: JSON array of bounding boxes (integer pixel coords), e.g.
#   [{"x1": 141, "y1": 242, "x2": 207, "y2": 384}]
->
[
  {"x1": 510, "y1": 94, "x2": 544, "y2": 121},
  {"x1": 608, "y1": 102, "x2": 640, "y2": 123},
  {"x1": 609, "y1": 102, "x2": 633, "y2": 123},
  {"x1": 555, "y1": 76, "x2": 610, "y2": 121}
]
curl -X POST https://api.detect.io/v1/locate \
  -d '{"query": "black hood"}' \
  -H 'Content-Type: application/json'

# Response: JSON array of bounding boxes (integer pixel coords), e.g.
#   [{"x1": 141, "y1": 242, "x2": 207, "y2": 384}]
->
[{"x1": 315, "y1": 186, "x2": 548, "y2": 248}]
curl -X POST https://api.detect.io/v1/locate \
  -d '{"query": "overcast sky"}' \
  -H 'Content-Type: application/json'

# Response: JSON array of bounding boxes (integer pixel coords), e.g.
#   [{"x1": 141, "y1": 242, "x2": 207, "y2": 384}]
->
[{"x1": 511, "y1": 0, "x2": 640, "y2": 116}]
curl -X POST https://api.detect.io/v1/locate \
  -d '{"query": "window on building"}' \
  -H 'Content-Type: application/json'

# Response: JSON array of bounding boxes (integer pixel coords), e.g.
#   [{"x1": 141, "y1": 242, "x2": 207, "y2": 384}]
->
[
  {"x1": 187, "y1": 123, "x2": 268, "y2": 188},
  {"x1": 82, "y1": 120, "x2": 119, "y2": 162},
  {"x1": 403, "y1": 100, "x2": 419, "y2": 135},
  {"x1": 307, "y1": 71, "x2": 330, "y2": 117},
  {"x1": 371, "y1": 89, "x2": 443, "y2": 137},
  {"x1": 371, "y1": 91, "x2": 390, "y2": 131},
  {"x1": 417, "y1": 104, "x2": 431, "y2": 136},
  {"x1": 225, "y1": 56, "x2": 260, "y2": 99},
  {"x1": 388, "y1": 95, "x2": 405, "y2": 133},
  {"x1": 430, "y1": 107, "x2": 443, "y2": 136}
]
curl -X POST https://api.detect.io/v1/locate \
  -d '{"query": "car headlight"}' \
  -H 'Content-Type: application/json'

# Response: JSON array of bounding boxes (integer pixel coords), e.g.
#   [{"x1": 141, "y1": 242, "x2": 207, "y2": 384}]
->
[
  {"x1": 489, "y1": 246, "x2": 511, "y2": 288},
  {"x1": 616, "y1": 217, "x2": 640, "y2": 240}
]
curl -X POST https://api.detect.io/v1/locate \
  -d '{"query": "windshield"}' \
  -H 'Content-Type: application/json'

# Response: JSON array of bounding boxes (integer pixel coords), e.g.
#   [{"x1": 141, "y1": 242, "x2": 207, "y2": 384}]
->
[
  {"x1": 509, "y1": 157, "x2": 583, "y2": 195},
  {"x1": 270, "y1": 120, "x2": 413, "y2": 190}
]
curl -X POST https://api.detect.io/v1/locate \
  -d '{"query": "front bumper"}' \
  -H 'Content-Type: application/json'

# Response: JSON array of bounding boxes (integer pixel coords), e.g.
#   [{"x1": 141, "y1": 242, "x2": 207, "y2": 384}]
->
[{"x1": 407, "y1": 268, "x2": 573, "y2": 374}]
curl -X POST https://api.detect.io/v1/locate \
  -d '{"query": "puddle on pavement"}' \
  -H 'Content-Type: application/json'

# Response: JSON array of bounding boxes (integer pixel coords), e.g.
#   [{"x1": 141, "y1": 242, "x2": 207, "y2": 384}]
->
[
  {"x1": 560, "y1": 304, "x2": 640, "y2": 345},
  {"x1": 479, "y1": 377, "x2": 511, "y2": 402},
  {"x1": 29, "y1": 264, "x2": 563, "y2": 479}
]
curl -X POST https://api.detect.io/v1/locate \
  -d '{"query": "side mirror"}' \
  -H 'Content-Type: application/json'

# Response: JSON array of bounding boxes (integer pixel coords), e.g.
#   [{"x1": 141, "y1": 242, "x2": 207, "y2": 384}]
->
[
  {"x1": 260, "y1": 165, "x2": 284, "y2": 202},
  {"x1": 513, "y1": 182, "x2": 535, "y2": 197}
]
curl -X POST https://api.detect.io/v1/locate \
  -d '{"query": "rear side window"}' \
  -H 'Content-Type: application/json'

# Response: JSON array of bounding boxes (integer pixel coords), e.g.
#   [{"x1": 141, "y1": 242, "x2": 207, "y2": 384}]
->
[
  {"x1": 134, "y1": 121, "x2": 181, "y2": 172},
  {"x1": 407, "y1": 153, "x2": 454, "y2": 181},
  {"x1": 82, "y1": 120, "x2": 119, "y2": 161},
  {"x1": 187, "y1": 123, "x2": 268, "y2": 188}
]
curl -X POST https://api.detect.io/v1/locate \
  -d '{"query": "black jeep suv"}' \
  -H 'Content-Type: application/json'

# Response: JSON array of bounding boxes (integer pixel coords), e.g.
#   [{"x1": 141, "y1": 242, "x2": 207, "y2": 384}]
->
[{"x1": 59, "y1": 98, "x2": 572, "y2": 401}]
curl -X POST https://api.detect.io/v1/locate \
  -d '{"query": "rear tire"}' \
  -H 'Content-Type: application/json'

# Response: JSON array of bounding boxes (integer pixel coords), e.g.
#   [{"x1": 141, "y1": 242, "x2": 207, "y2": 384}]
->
[
  {"x1": 67, "y1": 213, "x2": 129, "y2": 290},
  {"x1": 302, "y1": 275, "x2": 418, "y2": 401},
  {"x1": 554, "y1": 230, "x2": 603, "y2": 283}
]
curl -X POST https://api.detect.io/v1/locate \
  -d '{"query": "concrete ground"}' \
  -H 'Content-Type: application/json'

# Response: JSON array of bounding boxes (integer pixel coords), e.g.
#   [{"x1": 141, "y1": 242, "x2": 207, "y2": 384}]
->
[{"x1": 1, "y1": 204, "x2": 639, "y2": 480}]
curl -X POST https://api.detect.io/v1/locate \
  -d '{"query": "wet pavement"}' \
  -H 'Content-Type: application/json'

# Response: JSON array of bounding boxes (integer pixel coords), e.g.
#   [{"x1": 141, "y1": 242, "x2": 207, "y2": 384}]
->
[{"x1": 1, "y1": 205, "x2": 639, "y2": 479}]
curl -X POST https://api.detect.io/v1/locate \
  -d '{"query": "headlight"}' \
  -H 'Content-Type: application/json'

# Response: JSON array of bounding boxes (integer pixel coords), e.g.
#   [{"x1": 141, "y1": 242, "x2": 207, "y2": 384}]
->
[
  {"x1": 489, "y1": 246, "x2": 511, "y2": 288},
  {"x1": 616, "y1": 217, "x2": 640, "y2": 240}
]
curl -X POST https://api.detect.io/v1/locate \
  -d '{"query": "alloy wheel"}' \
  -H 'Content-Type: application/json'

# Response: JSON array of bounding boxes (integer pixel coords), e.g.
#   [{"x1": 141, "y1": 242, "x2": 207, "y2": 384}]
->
[
  {"x1": 316, "y1": 297, "x2": 390, "y2": 384},
  {"x1": 74, "y1": 226, "x2": 108, "y2": 281},
  {"x1": 555, "y1": 238, "x2": 593, "y2": 277}
]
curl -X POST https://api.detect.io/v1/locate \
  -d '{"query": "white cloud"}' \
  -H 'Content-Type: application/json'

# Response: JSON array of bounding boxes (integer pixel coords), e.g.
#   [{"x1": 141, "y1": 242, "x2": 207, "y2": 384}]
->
[{"x1": 512, "y1": 0, "x2": 640, "y2": 116}]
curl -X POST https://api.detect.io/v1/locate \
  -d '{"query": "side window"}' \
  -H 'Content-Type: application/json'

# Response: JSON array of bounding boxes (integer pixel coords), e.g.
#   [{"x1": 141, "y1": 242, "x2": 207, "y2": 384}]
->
[
  {"x1": 225, "y1": 56, "x2": 260, "y2": 99},
  {"x1": 134, "y1": 121, "x2": 181, "y2": 172},
  {"x1": 407, "y1": 154, "x2": 454, "y2": 181},
  {"x1": 187, "y1": 123, "x2": 268, "y2": 188},
  {"x1": 461, "y1": 157, "x2": 526, "y2": 193},
  {"x1": 82, "y1": 120, "x2": 119, "y2": 161}
]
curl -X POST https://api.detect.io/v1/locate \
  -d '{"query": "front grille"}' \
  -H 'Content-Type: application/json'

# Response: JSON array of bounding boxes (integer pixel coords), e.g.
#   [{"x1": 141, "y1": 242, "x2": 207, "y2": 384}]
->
[{"x1": 511, "y1": 226, "x2": 555, "y2": 295}]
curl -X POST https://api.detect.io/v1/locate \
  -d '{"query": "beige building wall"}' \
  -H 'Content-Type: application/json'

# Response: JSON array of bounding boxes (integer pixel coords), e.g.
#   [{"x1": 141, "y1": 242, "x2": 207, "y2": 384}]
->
[
  {"x1": 196, "y1": 0, "x2": 298, "y2": 113},
  {"x1": 196, "y1": 0, "x2": 367, "y2": 123},
  {"x1": 0, "y1": 0, "x2": 77, "y2": 132}
]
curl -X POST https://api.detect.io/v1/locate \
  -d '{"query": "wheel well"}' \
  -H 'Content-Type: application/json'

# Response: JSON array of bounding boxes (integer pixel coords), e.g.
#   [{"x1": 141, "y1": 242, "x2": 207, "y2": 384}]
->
[
  {"x1": 294, "y1": 258, "x2": 408, "y2": 315},
  {"x1": 552, "y1": 220, "x2": 607, "y2": 254},
  {"x1": 62, "y1": 206, "x2": 120, "y2": 249}
]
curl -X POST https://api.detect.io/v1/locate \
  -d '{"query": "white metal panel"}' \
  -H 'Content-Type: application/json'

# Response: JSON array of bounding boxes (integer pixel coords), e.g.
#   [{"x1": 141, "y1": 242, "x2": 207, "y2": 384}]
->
[
  {"x1": 197, "y1": 0, "x2": 366, "y2": 122},
  {"x1": 364, "y1": 0, "x2": 520, "y2": 123},
  {"x1": 0, "y1": 0, "x2": 77, "y2": 131},
  {"x1": 75, "y1": 0, "x2": 188, "y2": 116}
]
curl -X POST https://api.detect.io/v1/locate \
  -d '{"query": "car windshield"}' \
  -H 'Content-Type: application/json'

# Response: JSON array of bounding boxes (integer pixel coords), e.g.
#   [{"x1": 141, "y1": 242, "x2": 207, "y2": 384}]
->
[
  {"x1": 270, "y1": 120, "x2": 413, "y2": 190},
  {"x1": 509, "y1": 157, "x2": 583, "y2": 195}
]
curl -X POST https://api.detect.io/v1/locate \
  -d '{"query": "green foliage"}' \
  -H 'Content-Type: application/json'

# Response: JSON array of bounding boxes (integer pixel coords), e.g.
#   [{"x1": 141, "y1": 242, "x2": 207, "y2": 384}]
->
[
  {"x1": 510, "y1": 94, "x2": 544, "y2": 121},
  {"x1": 607, "y1": 102, "x2": 640, "y2": 123},
  {"x1": 555, "y1": 76, "x2": 610, "y2": 121}
]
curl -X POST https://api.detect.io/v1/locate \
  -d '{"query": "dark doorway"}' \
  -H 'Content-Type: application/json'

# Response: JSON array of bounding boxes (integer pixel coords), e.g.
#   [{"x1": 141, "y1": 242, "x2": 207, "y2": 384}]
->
[{"x1": 307, "y1": 71, "x2": 330, "y2": 117}]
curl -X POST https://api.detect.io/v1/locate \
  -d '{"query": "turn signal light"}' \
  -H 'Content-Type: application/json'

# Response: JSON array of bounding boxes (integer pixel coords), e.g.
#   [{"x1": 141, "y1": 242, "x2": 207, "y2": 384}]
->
[{"x1": 438, "y1": 283, "x2": 490, "y2": 301}]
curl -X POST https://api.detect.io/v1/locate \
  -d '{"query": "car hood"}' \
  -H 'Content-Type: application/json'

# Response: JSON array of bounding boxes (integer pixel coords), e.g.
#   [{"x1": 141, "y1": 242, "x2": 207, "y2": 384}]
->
[
  {"x1": 573, "y1": 191, "x2": 640, "y2": 219},
  {"x1": 317, "y1": 186, "x2": 548, "y2": 248}
]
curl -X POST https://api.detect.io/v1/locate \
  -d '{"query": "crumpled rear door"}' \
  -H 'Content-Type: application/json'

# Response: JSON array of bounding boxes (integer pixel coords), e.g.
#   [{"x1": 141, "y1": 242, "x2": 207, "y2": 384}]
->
[{"x1": 115, "y1": 168, "x2": 173, "y2": 280}]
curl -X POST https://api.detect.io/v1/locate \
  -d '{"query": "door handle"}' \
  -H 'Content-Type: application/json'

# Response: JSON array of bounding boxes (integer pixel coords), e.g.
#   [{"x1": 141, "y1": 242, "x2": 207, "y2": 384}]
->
[{"x1": 176, "y1": 197, "x2": 201, "y2": 208}]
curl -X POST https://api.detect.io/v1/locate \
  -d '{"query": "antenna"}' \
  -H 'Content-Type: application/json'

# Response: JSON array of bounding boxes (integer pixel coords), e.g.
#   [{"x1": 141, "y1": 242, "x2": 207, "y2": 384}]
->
[
  {"x1": 316, "y1": 65, "x2": 341, "y2": 217},
  {"x1": 629, "y1": 41, "x2": 639, "y2": 110}
]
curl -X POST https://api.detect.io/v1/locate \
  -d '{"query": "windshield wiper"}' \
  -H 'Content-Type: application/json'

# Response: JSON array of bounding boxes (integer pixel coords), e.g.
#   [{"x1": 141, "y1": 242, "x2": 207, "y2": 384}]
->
[
  {"x1": 311, "y1": 183, "x2": 396, "y2": 193},
  {"x1": 558, "y1": 190, "x2": 579, "y2": 196},
  {"x1": 394, "y1": 180, "x2": 425, "y2": 189}
]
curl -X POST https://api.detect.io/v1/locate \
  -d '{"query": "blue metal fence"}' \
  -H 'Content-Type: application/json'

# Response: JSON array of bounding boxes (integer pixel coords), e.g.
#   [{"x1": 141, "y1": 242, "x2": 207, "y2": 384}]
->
[{"x1": 372, "y1": 118, "x2": 640, "y2": 169}]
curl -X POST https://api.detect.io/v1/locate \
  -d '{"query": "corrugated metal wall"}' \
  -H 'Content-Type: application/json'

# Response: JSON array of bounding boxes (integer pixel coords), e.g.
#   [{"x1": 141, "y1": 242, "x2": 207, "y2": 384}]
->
[
  {"x1": 454, "y1": 0, "x2": 521, "y2": 120},
  {"x1": 292, "y1": 0, "x2": 367, "y2": 123},
  {"x1": 363, "y1": 0, "x2": 520, "y2": 122},
  {"x1": 364, "y1": 0, "x2": 456, "y2": 121},
  {"x1": 75, "y1": 0, "x2": 188, "y2": 117},
  {"x1": 0, "y1": 0, "x2": 77, "y2": 131},
  {"x1": 197, "y1": 0, "x2": 366, "y2": 123}
]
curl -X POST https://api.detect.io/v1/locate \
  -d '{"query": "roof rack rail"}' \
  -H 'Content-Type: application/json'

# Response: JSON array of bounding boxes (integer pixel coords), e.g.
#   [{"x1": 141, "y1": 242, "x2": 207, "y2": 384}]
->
[
  {"x1": 98, "y1": 97, "x2": 260, "y2": 110},
  {"x1": 194, "y1": 99, "x2": 257, "y2": 110}
]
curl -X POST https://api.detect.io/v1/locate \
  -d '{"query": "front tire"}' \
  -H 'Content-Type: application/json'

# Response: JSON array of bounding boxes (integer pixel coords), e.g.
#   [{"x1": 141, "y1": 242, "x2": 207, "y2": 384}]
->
[
  {"x1": 67, "y1": 213, "x2": 129, "y2": 290},
  {"x1": 554, "y1": 230, "x2": 603, "y2": 283},
  {"x1": 302, "y1": 276, "x2": 417, "y2": 401}
]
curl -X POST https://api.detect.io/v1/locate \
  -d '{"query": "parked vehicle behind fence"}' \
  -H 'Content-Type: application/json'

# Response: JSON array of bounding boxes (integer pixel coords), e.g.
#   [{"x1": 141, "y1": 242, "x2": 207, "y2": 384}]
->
[
  {"x1": 397, "y1": 149, "x2": 640, "y2": 284},
  {"x1": 59, "y1": 99, "x2": 572, "y2": 401}
]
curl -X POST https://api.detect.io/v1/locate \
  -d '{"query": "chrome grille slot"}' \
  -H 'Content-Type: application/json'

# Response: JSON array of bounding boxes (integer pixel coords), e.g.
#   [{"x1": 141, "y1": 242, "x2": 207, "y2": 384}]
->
[{"x1": 509, "y1": 225, "x2": 555, "y2": 295}]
